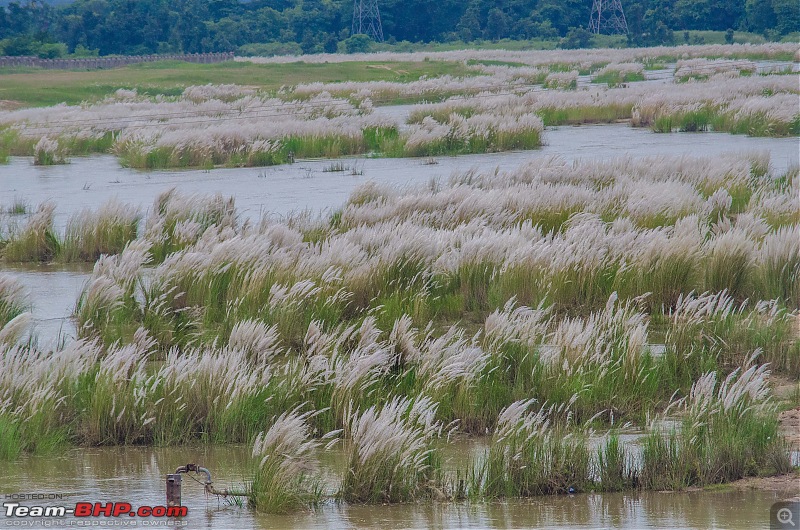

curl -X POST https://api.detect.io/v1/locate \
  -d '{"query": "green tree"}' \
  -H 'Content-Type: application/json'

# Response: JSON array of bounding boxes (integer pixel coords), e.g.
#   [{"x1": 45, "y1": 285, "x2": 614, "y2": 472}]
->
[
  {"x1": 560, "y1": 26, "x2": 592, "y2": 49},
  {"x1": 342, "y1": 33, "x2": 371, "y2": 53},
  {"x1": 485, "y1": 8, "x2": 509, "y2": 41},
  {"x1": 772, "y1": 0, "x2": 800, "y2": 35},
  {"x1": 37, "y1": 42, "x2": 67, "y2": 58},
  {"x1": 674, "y1": 0, "x2": 745, "y2": 31},
  {"x1": 745, "y1": 0, "x2": 776, "y2": 33},
  {"x1": 0, "y1": 0, "x2": 792, "y2": 57},
  {"x1": 457, "y1": 7, "x2": 481, "y2": 41},
  {"x1": 725, "y1": 27, "x2": 734, "y2": 43}
]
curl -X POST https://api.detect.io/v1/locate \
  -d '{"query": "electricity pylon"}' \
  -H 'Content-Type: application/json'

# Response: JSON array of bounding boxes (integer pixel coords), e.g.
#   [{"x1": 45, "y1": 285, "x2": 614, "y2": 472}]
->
[
  {"x1": 589, "y1": 0, "x2": 629, "y2": 35},
  {"x1": 352, "y1": 0, "x2": 384, "y2": 42}
]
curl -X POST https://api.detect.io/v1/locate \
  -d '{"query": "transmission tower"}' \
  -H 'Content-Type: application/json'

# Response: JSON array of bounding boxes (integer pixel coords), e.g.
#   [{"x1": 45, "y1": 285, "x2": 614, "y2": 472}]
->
[
  {"x1": 589, "y1": 0, "x2": 629, "y2": 35},
  {"x1": 352, "y1": 0, "x2": 384, "y2": 42}
]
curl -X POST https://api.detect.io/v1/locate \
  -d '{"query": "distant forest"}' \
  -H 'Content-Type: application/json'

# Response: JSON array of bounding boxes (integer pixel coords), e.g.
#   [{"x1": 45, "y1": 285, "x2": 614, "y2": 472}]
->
[{"x1": 0, "y1": 0, "x2": 797, "y2": 57}]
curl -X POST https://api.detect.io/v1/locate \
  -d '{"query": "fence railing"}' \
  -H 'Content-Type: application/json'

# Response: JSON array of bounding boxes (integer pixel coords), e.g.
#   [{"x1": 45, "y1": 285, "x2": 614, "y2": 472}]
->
[{"x1": 0, "y1": 52, "x2": 235, "y2": 70}]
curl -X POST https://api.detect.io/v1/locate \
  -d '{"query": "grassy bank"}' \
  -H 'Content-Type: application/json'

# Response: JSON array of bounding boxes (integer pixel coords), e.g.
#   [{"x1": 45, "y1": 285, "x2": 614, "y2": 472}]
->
[{"x1": 0, "y1": 60, "x2": 475, "y2": 107}]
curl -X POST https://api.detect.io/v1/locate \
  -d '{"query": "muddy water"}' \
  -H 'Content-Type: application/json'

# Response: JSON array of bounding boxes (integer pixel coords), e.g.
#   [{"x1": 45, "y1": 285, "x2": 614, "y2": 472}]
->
[
  {"x1": 1, "y1": 443, "x2": 791, "y2": 529},
  {"x1": 0, "y1": 263, "x2": 90, "y2": 346},
  {"x1": 1, "y1": 124, "x2": 797, "y2": 231}
]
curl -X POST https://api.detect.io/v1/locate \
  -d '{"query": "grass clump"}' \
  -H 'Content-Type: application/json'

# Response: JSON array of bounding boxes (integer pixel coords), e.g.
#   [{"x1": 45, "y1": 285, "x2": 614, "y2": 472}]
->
[
  {"x1": 596, "y1": 433, "x2": 639, "y2": 491},
  {"x1": 754, "y1": 225, "x2": 800, "y2": 305},
  {"x1": 641, "y1": 365, "x2": 791, "y2": 490},
  {"x1": 0, "y1": 414, "x2": 22, "y2": 460},
  {"x1": 249, "y1": 409, "x2": 327, "y2": 514},
  {"x1": 340, "y1": 396, "x2": 446, "y2": 504},
  {"x1": 534, "y1": 294, "x2": 660, "y2": 423},
  {"x1": 592, "y1": 64, "x2": 645, "y2": 87},
  {"x1": 4, "y1": 197, "x2": 29, "y2": 215},
  {"x1": 704, "y1": 228, "x2": 752, "y2": 300},
  {"x1": 663, "y1": 291, "x2": 800, "y2": 378},
  {"x1": 401, "y1": 113, "x2": 543, "y2": 158},
  {"x1": 322, "y1": 161, "x2": 349, "y2": 172},
  {"x1": 2, "y1": 202, "x2": 61, "y2": 262},
  {"x1": 0, "y1": 275, "x2": 28, "y2": 328},
  {"x1": 144, "y1": 188, "x2": 236, "y2": 262},
  {"x1": 473, "y1": 399, "x2": 592, "y2": 497},
  {"x1": 75, "y1": 241, "x2": 150, "y2": 343},
  {"x1": 543, "y1": 71, "x2": 578, "y2": 90},
  {"x1": 32, "y1": 137, "x2": 68, "y2": 165},
  {"x1": 62, "y1": 199, "x2": 141, "y2": 262},
  {"x1": 0, "y1": 345, "x2": 75, "y2": 459}
]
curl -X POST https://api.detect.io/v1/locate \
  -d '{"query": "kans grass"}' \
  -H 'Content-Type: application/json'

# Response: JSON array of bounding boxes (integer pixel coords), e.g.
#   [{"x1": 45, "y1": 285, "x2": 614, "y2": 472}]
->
[
  {"x1": 0, "y1": 44, "x2": 797, "y2": 171},
  {"x1": 0, "y1": 43, "x2": 798, "y2": 508},
  {"x1": 0, "y1": 149, "x2": 797, "y2": 507}
]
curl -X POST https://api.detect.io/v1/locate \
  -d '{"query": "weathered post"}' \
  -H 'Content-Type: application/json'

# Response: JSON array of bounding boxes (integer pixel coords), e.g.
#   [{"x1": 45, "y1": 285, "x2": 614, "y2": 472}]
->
[{"x1": 166, "y1": 473, "x2": 182, "y2": 508}]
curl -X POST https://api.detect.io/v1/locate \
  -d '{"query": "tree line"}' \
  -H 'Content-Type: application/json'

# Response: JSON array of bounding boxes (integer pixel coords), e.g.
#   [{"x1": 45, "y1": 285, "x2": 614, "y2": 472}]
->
[{"x1": 0, "y1": 0, "x2": 796, "y2": 58}]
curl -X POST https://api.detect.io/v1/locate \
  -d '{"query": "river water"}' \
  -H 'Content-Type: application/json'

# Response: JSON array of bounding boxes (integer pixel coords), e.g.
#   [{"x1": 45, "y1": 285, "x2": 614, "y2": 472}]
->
[
  {"x1": 1, "y1": 443, "x2": 792, "y2": 529},
  {"x1": 2, "y1": 123, "x2": 797, "y2": 231},
  {"x1": 0, "y1": 263, "x2": 91, "y2": 347}
]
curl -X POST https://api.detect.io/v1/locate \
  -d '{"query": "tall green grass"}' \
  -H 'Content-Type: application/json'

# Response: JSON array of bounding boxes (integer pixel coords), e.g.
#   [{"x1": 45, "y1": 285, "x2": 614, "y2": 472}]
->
[
  {"x1": 2, "y1": 202, "x2": 61, "y2": 262},
  {"x1": 340, "y1": 397, "x2": 445, "y2": 503},
  {"x1": 248, "y1": 410, "x2": 326, "y2": 514},
  {"x1": 1, "y1": 199, "x2": 140, "y2": 263},
  {"x1": 641, "y1": 366, "x2": 791, "y2": 489},
  {"x1": 0, "y1": 153, "x2": 795, "y2": 506},
  {"x1": 32, "y1": 137, "x2": 68, "y2": 166},
  {"x1": 592, "y1": 71, "x2": 645, "y2": 87},
  {"x1": 662, "y1": 291, "x2": 800, "y2": 379},
  {"x1": 61, "y1": 201, "x2": 140, "y2": 262},
  {"x1": 0, "y1": 414, "x2": 22, "y2": 460},
  {"x1": 473, "y1": 400, "x2": 592, "y2": 497},
  {"x1": 0, "y1": 275, "x2": 28, "y2": 328},
  {"x1": 596, "y1": 434, "x2": 638, "y2": 491}
]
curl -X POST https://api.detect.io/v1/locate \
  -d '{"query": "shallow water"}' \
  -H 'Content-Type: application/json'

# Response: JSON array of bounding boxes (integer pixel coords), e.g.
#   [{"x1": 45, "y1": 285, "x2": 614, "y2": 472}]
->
[
  {"x1": 0, "y1": 263, "x2": 90, "y2": 347},
  {"x1": 1, "y1": 443, "x2": 791, "y2": 529},
  {"x1": 1, "y1": 123, "x2": 797, "y2": 231}
]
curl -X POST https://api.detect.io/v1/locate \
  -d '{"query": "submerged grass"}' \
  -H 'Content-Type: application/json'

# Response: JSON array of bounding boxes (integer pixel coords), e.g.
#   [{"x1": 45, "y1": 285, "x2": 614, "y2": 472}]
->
[
  {"x1": 4, "y1": 197, "x2": 28, "y2": 215},
  {"x1": 248, "y1": 409, "x2": 326, "y2": 514},
  {"x1": 340, "y1": 396, "x2": 445, "y2": 503}
]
